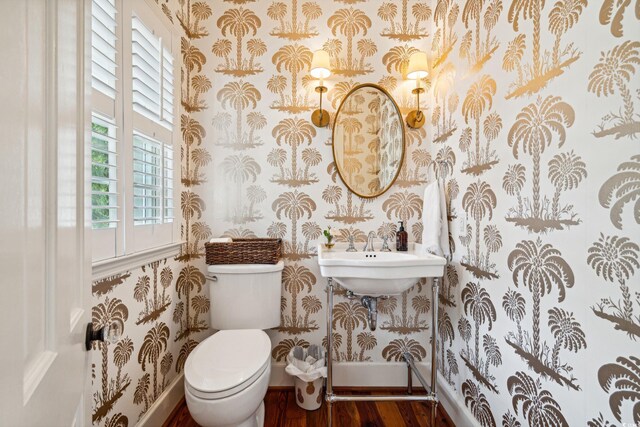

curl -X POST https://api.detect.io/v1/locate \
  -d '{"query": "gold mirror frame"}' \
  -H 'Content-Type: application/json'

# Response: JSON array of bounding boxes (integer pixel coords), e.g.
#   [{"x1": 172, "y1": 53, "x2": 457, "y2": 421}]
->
[{"x1": 332, "y1": 83, "x2": 406, "y2": 199}]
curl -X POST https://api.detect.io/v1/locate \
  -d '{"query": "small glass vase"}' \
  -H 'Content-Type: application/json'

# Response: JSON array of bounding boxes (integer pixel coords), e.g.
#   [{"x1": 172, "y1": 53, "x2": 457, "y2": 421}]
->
[{"x1": 324, "y1": 242, "x2": 335, "y2": 250}]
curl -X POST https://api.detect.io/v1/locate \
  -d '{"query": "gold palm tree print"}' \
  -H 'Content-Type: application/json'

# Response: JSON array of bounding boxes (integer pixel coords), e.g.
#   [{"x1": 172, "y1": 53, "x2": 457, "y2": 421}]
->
[
  {"x1": 327, "y1": 7, "x2": 373, "y2": 76},
  {"x1": 588, "y1": 233, "x2": 640, "y2": 338},
  {"x1": 271, "y1": 190, "x2": 317, "y2": 260},
  {"x1": 333, "y1": 300, "x2": 368, "y2": 361},
  {"x1": 507, "y1": 371, "x2": 569, "y2": 426},
  {"x1": 461, "y1": 180, "x2": 498, "y2": 279},
  {"x1": 271, "y1": 44, "x2": 313, "y2": 112},
  {"x1": 378, "y1": 1, "x2": 431, "y2": 41},
  {"x1": 503, "y1": 0, "x2": 585, "y2": 98},
  {"x1": 597, "y1": 355, "x2": 640, "y2": 423},
  {"x1": 599, "y1": 0, "x2": 640, "y2": 37},
  {"x1": 588, "y1": 40, "x2": 640, "y2": 139},
  {"x1": 460, "y1": 282, "x2": 499, "y2": 393},
  {"x1": 215, "y1": 8, "x2": 263, "y2": 75},
  {"x1": 92, "y1": 297, "x2": 130, "y2": 423},
  {"x1": 137, "y1": 322, "x2": 170, "y2": 405},
  {"x1": 270, "y1": 118, "x2": 317, "y2": 186},
  {"x1": 182, "y1": 39, "x2": 210, "y2": 113},
  {"x1": 462, "y1": 380, "x2": 496, "y2": 427},
  {"x1": 506, "y1": 95, "x2": 579, "y2": 232},
  {"x1": 217, "y1": 80, "x2": 262, "y2": 148},
  {"x1": 598, "y1": 155, "x2": 640, "y2": 230},
  {"x1": 460, "y1": 0, "x2": 502, "y2": 73},
  {"x1": 178, "y1": 0, "x2": 213, "y2": 39},
  {"x1": 460, "y1": 75, "x2": 499, "y2": 175},
  {"x1": 268, "y1": 1, "x2": 322, "y2": 39},
  {"x1": 507, "y1": 238, "x2": 583, "y2": 390},
  {"x1": 279, "y1": 264, "x2": 318, "y2": 333}
]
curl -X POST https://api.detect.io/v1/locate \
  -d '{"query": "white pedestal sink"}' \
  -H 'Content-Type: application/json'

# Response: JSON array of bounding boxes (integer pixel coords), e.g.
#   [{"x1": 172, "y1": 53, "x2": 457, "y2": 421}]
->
[
  {"x1": 317, "y1": 242, "x2": 446, "y2": 296},
  {"x1": 318, "y1": 241, "x2": 447, "y2": 427}
]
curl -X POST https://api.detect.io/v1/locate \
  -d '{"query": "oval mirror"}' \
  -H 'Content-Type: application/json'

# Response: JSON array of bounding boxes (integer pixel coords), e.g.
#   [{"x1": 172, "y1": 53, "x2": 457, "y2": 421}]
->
[{"x1": 332, "y1": 84, "x2": 405, "y2": 198}]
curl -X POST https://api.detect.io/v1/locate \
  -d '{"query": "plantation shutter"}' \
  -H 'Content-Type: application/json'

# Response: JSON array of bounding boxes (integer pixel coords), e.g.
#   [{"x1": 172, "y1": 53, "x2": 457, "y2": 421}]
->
[
  {"x1": 128, "y1": 2, "x2": 178, "y2": 253},
  {"x1": 91, "y1": 0, "x2": 179, "y2": 260},
  {"x1": 91, "y1": 0, "x2": 117, "y2": 99},
  {"x1": 91, "y1": 0, "x2": 122, "y2": 261}
]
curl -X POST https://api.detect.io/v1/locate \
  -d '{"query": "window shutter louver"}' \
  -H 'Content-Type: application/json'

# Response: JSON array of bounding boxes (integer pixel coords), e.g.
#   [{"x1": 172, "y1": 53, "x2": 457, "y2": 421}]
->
[
  {"x1": 131, "y1": 14, "x2": 174, "y2": 130},
  {"x1": 132, "y1": 133, "x2": 173, "y2": 226},
  {"x1": 91, "y1": 114, "x2": 119, "y2": 229},
  {"x1": 91, "y1": 0, "x2": 117, "y2": 98}
]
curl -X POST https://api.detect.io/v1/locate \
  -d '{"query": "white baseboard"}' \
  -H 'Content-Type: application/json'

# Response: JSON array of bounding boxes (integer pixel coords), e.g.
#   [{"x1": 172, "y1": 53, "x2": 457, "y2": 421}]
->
[
  {"x1": 269, "y1": 362, "x2": 477, "y2": 427},
  {"x1": 435, "y1": 377, "x2": 478, "y2": 427},
  {"x1": 137, "y1": 373, "x2": 184, "y2": 427}
]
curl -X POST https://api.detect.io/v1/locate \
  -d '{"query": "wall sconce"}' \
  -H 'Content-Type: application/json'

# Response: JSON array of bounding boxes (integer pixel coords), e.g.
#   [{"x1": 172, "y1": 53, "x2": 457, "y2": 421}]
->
[
  {"x1": 406, "y1": 51, "x2": 429, "y2": 129},
  {"x1": 310, "y1": 49, "x2": 331, "y2": 128}
]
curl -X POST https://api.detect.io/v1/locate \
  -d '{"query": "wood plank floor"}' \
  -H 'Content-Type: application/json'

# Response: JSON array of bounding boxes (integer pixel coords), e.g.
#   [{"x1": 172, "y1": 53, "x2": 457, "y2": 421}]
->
[{"x1": 164, "y1": 388, "x2": 454, "y2": 427}]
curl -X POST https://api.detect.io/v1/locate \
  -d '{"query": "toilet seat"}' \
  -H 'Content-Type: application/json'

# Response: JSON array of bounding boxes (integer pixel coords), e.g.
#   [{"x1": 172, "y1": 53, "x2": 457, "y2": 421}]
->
[{"x1": 184, "y1": 329, "x2": 271, "y2": 400}]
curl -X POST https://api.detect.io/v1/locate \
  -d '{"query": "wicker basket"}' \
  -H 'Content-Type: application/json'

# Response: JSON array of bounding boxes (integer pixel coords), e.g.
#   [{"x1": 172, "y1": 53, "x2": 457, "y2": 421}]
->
[{"x1": 205, "y1": 238, "x2": 283, "y2": 265}]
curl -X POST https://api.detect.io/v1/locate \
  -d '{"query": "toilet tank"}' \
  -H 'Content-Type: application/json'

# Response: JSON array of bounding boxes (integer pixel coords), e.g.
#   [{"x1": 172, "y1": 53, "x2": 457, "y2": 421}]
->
[{"x1": 207, "y1": 261, "x2": 284, "y2": 330}]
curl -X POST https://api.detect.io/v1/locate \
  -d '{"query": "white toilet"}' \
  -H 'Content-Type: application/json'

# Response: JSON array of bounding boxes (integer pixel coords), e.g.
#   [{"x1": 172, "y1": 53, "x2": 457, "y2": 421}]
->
[{"x1": 184, "y1": 261, "x2": 284, "y2": 427}]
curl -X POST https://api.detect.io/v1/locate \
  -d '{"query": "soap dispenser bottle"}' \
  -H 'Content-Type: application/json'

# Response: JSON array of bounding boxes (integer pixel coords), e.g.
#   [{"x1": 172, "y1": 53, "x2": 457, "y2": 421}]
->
[{"x1": 396, "y1": 221, "x2": 408, "y2": 251}]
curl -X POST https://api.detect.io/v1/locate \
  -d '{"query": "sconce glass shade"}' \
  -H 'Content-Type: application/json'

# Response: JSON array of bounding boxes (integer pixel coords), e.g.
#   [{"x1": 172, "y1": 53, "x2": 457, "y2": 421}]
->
[
  {"x1": 406, "y1": 52, "x2": 429, "y2": 80},
  {"x1": 310, "y1": 50, "x2": 331, "y2": 79}
]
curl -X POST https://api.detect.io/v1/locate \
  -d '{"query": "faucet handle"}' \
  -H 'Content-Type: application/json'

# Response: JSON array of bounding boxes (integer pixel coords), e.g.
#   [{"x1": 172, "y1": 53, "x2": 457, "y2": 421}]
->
[
  {"x1": 380, "y1": 236, "x2": 391, "y2": 252},
  {"x1": 346, "y1": 235, "x2": 357, "y2": 252}
]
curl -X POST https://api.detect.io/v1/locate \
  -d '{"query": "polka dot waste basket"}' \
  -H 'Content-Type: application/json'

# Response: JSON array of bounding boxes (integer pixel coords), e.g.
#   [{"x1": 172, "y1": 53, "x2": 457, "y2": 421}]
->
[{"x1": 285, "y1": 345, "x2": 327, "y2": 410}]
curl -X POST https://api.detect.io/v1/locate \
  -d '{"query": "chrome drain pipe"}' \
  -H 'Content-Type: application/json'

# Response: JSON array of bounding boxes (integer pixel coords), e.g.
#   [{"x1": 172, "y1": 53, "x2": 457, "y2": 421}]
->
[{"x1": 360, "y1": 296, "x2": 377, "y2": 331}]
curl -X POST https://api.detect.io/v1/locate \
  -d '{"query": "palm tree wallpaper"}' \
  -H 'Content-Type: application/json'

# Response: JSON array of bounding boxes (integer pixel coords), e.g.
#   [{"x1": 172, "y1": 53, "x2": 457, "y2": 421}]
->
[{"x1": 90, "y1": 0, "x2": 638, "y2": 426}]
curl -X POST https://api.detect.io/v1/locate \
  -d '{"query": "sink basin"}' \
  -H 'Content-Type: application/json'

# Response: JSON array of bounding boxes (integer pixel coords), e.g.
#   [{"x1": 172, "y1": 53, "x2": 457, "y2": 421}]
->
[{"x1": 317, "y1": 243, "x2": 446, "y2": 296}]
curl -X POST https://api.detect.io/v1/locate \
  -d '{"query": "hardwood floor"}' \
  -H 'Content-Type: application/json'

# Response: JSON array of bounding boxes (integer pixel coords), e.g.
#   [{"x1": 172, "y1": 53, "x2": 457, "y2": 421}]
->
[{"x1": 163, "y1": 388, "x2": 455, "y2": 427}]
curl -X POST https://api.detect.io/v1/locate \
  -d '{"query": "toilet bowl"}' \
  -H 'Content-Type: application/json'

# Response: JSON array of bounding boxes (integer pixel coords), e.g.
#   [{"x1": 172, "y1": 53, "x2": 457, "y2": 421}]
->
[
  {"x1": 185, "y1": 329, "x2": 272, "y2": 427},
  {"x1": 184, "y1": 261, "x2": 284, "y2": 427}
]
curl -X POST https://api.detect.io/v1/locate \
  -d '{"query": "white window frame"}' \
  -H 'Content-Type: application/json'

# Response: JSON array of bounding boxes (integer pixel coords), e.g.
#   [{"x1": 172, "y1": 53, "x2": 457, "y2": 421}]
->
[{"x1": 91, "y1": 0, "x2": 180, "y2": 263}]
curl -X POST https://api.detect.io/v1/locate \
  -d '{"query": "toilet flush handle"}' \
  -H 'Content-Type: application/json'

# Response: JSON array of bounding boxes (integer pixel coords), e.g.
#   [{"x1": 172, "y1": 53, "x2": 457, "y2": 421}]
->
[{"x1": 207, "y1": 275, "x2": 218, "y2": 282}]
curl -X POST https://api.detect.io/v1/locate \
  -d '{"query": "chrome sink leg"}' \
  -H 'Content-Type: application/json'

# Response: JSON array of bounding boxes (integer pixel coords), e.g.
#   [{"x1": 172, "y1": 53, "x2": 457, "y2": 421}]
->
[
  {"x1": 431, "y1": 277, "x2": 440, "y2": 426},
  {"x1": 406, "y1": 357, "x2": 413, "y2": 395},
  {"x1": 326, "y1": 278, "x2": 334, "y2": 427}
]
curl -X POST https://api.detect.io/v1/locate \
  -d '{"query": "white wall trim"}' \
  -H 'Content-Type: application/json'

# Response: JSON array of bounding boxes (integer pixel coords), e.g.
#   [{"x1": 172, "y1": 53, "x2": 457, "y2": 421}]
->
[
  {"x1": 92, "y1": 241, "x2": 183, "y2": 280},
  {"x1": 137, "y1": 372, "x2": 184, "y2": 427},
  {"x1": 269, "y1": 362, "x2": 477, "y2": 427},
  {"x1": 436, "y1": 377, "x2": 478, "y2": 427}
]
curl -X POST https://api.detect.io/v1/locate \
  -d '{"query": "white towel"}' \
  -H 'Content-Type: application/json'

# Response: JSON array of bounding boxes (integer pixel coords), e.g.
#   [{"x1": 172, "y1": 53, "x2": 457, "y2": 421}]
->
[
  {"x1": 209, "y1": 237, "x2": 232, "y2": 243},
  {"x1": 438, "y1": 179, "x2": 451, "y2": 258},
  {"x1": 421, "y1": 180, "x2": 450, "y2": 257}
]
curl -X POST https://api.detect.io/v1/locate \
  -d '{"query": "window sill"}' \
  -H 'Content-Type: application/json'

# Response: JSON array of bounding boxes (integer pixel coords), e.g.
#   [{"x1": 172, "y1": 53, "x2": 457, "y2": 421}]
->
[{"x1": 92, "y1": 241, "x2": 184, "y2": 280}]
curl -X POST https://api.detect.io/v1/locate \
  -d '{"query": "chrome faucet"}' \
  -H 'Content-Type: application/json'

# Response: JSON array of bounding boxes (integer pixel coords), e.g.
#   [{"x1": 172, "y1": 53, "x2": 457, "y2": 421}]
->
[{"x1": 363, "y1": 231, "x2": 376, "y2": 252}]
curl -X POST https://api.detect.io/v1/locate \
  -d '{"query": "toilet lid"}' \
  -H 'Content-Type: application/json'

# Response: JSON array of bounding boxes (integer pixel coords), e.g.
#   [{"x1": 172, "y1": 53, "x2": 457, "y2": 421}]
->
[{"x1": 184, "y1": 330, "x2": 271, "y2": 395}]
